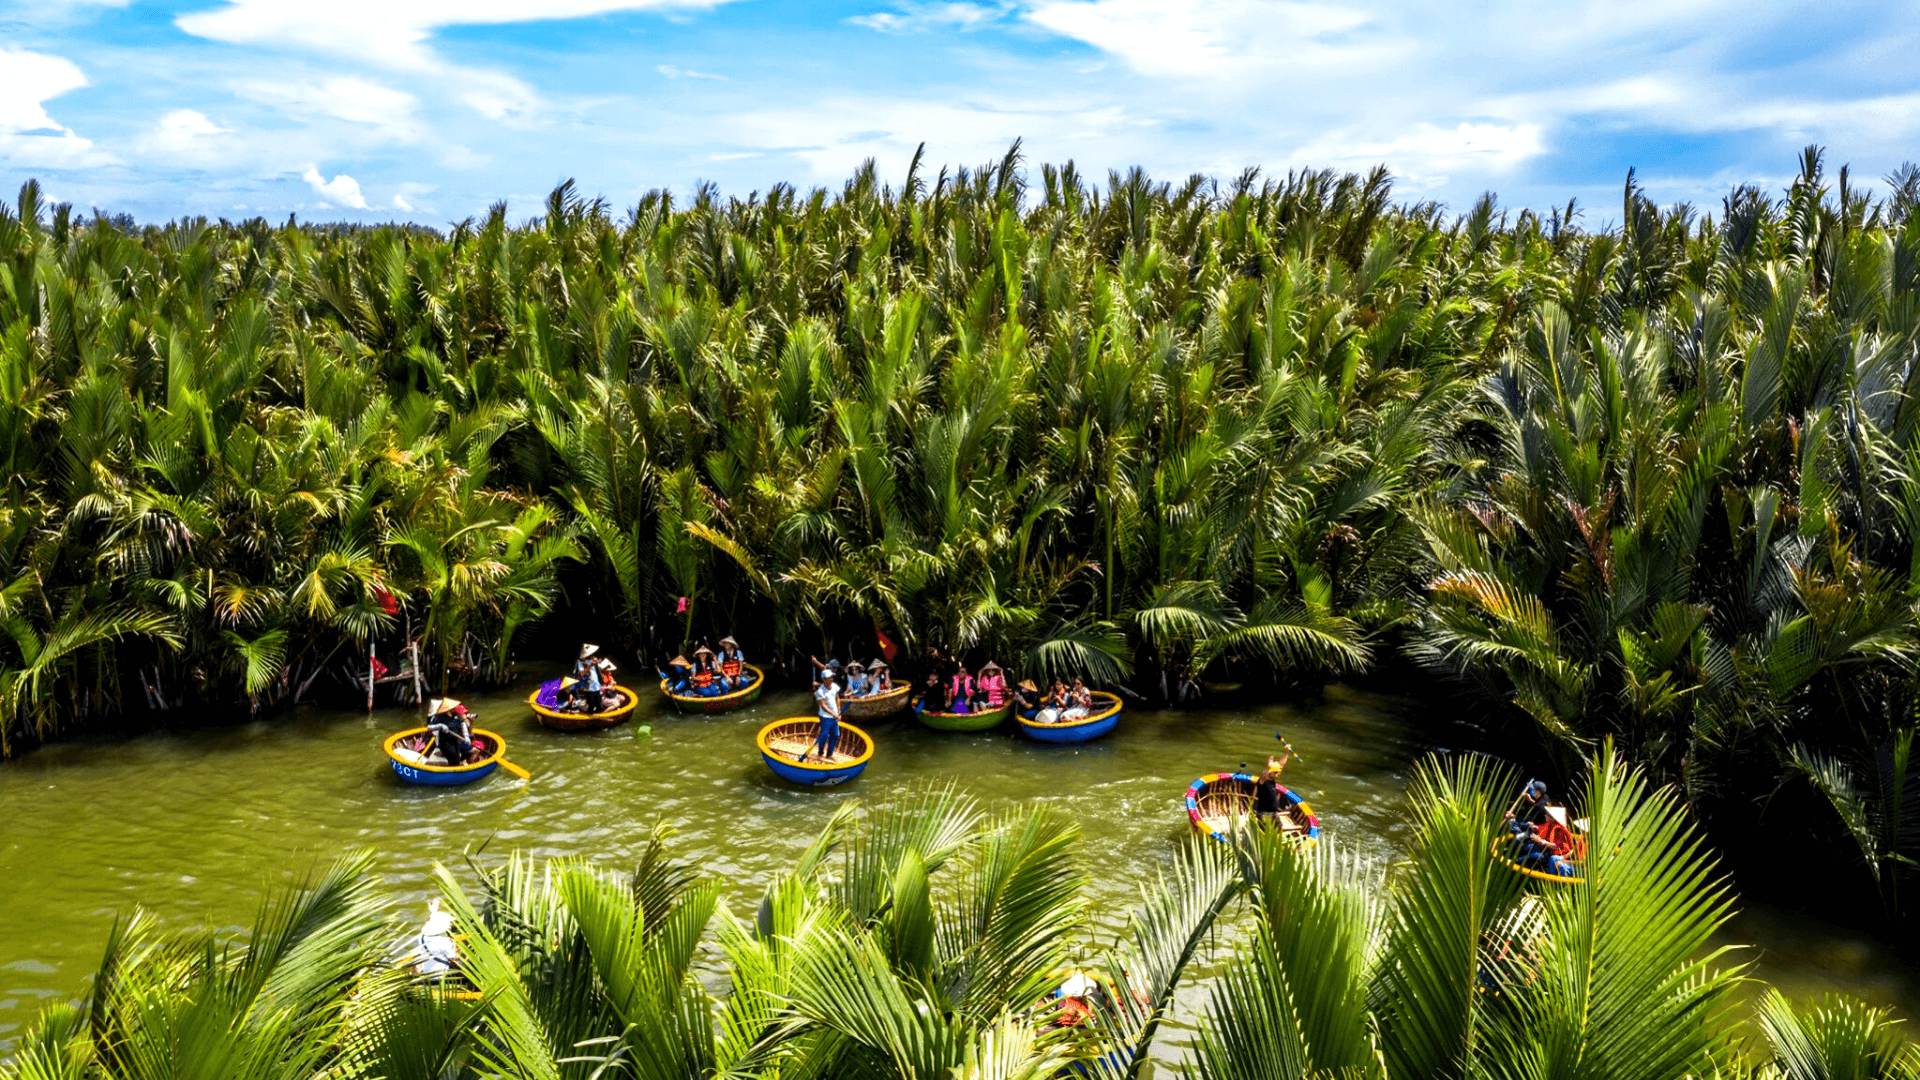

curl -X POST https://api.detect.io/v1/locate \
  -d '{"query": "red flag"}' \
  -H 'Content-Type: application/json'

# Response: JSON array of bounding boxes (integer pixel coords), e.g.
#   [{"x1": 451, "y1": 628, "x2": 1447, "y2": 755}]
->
[
  {"x1": 875, "y1": 624, "x2": 899, "y2": 663},
  {"x1": 373, "y1": 584, "x2": 399, "y2": 615}
]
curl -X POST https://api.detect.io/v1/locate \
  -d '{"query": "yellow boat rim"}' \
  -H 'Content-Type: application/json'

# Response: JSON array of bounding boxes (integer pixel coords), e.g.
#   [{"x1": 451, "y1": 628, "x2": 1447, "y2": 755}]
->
[
  {"x1": 1490, "y1": 836, "x2": 1586, "y2": 884},
  {"x1": 1016, "y1": 690, "x2": 1122, "y2": 730},
  {"x1": 661, "y1": 663, "x2": 765, "y2": 704},
  {"x1": 382, "y1": 727, "x2": 509, "y2": 772},
  {"x1": 756, "y1": 717, "x2": 875, "y2": 771}
]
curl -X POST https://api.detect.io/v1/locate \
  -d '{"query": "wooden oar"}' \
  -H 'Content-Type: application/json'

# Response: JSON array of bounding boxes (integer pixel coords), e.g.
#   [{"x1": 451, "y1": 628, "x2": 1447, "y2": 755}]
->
[{"x1": 498, "y1": 758, "x2": 531, "y2": 781}]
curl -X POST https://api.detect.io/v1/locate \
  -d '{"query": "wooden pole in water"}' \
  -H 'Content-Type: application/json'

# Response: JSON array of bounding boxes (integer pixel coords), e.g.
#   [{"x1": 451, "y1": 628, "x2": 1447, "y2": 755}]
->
[{"x1": 367, "y1": 645, "x2": 376, "y2": 716}]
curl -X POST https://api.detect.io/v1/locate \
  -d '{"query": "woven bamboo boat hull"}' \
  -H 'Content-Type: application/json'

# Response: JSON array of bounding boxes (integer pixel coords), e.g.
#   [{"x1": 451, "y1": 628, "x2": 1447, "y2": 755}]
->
[
  {"x1": 1184, "y1": 772, "x2": 1320, "y2": 842},
  {"x1": 916, "y1": 698, "x2": 1014, "y2": 732},
  {"x1": 757, "y1": 717, "x2": 873, "y2": 786},
  {"x1": 841, "y1": 684, "x2": 913, "y2": 720}
]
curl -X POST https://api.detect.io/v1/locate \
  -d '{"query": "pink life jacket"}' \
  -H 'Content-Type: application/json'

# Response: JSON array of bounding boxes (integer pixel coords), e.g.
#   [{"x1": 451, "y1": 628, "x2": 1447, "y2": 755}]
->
[
  {"x1": 949, "y1": 672, "x2": 974, "y2": 701},
  {"x1": 979, "y1": 672, "x2": 1006, "y2": 707}
]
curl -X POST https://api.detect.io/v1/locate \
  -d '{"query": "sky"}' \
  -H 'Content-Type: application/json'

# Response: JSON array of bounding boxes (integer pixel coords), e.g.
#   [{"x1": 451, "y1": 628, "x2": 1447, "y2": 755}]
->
[{"x1": 2, "y1": 0, "x2": 1918, "y2": 226}]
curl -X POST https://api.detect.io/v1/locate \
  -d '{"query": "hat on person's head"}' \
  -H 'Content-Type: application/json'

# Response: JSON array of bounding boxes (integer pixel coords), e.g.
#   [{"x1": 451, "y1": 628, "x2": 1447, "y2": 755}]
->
[
  {"x1": 869, "y1": 659, "x2": 889, "y2": 671},
  {"x1": 1265, "y1": 754, "x2": 1285, "y2": 775},
  {"x1": 979, "y1": 660, "x2": 1002, "y2": 673},
  {"x1": 428, "y1": 698, "x2": 460, "y2": 715},
  {"x1": 847, "y1": 661, "x2": 865, "y2": 672},
  {"x1": 820, "y1": 668, "x2": 838, "y2": 682},
  {"x1": 669, "y1": 655, "x2": 690, "y2": 667},
  {"x1": 720, "y1": 636, "x2": 738, "y2": 647},
  {"x1": 1528, "y1": 780, "x2": 1548, "y2": 797},
  {"x1": 580, "y1": 643, "x2": 600, "y2": 659},
  {"x1": 694, "y1": 645, "x2": 715, "y2": 657},
  {"x1": 1018, "y1": 679, "x2": 1038, "y2": 692}
]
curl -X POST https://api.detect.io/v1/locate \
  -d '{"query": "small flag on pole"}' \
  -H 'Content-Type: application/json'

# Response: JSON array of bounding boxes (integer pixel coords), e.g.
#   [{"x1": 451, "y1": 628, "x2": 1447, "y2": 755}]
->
[{"x1": 875, "y1": 624, "x2": 900, "y2": 663}]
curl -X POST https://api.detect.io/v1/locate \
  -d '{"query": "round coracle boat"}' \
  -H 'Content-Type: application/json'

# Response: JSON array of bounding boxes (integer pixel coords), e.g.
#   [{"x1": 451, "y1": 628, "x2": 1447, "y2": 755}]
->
[
  {"x1": 1018, "y1": 691, "x2": 1123, "y2": 744},
  {"x1": 917, "y1": 697, "x2": 1015, "y2": 732},
  {"x1": 526, "y1": 680, "x2": 638, "y2": 731},
  {"x1": 756, "y1": 717, "x2": 874, "y2": 786},
  {"x1": 1492, "y1": 807, "x2": 1588, "y2": 884},
  {"x1": 1184, "y1": 772, "x2": 1321, "y2": 843},
  {"x1": 841, "y1": 682, "x2": 914, "y2": 721},
  {"x1": 660, "y1": 664, "x2": 764, "y2": 713},
  {"x1": 383, "y1": 728, "x2": 509, "y2": 786}
]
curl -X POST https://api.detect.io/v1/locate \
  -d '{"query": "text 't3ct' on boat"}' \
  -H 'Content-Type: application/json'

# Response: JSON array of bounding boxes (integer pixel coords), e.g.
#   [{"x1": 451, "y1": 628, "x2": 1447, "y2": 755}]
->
[
  {"x1": 659, "y1": 663, "x2": 765, "y2": 713},
  {"x1": 526, "y1": 678, "x2": 639, "y2": 731},
  {"x1": 756, "y1": 717, "x2": 873, "y2": 786},
  {"x1": 1017, "y1": 691, "x2": 1123, "y2": 743},
  {"x1": 383, "y1": 727, "x2": 511, "y2": 786},
  {"x1": 1184, "y1": 771, "x2": 1321, "y2": 843}
]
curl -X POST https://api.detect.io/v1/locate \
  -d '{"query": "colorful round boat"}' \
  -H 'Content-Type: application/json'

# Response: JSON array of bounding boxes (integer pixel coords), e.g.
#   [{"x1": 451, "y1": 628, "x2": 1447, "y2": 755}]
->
[
  {"x1": 756, "y1": 717, "x2": 873, "y2": 786},
  {"x1": 526, "y1": 680, "x2": 639, "y2": 731},
  {"x1": 1491, "y1": 815, "x2": 1587, "y2": 884},
  {"x1": 660, "y1": 664, "x2": 765, "y2": 713},
  {"x1": 917, "y1": 697, "x2": 1015, "y2": 732},
  {"x1": 1018, "y1": 691, "x2": 1122, "y2": 743},
  {"x1": 384, "y1": 727, "x2": 509, "y2": 786},
  {"x1": 1184, "y1": 772, "x2": 1320, "y2": 843},
  {"x1": 841, "y1": 683, "x2": 914, "y2": 721}
]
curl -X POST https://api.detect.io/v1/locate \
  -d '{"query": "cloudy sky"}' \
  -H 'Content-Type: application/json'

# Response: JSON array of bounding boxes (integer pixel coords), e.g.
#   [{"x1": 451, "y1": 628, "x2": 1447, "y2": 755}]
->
[{"x1": 3, "y1": 0, "x2": 1917, "y2": 224}]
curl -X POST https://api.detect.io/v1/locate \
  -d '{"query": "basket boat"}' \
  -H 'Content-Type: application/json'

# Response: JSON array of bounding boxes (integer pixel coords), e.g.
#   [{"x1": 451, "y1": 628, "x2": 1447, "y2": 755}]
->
[
  {"x1": 1184, "y1": 772, "x2": 1320, "y2": 843},
  {"x1": 841, "y1": 683, "x2": 914, "y2": 720},
  {"x1": 756, "y1": 717, "x2": 874, "y2": 786},
  {"x1": 660, "y1": 664, "x2": 765, "y2": 713},
  {"x1": 384, "y1": 727, "x2": 508, "y2": 786},
  {"x1": 527, "y1": 680, "x2": 639, "y2": 731},
  {"x1": 1017, "y1": 691, "x2": 1123, "y2": 744},
  {"x1": 916, "y1": 697, "x2": 1015, "y2": 732}
]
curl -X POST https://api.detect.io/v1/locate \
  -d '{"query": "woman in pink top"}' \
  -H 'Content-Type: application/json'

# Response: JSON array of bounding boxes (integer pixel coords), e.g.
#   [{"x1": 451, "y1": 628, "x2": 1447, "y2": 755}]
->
[
  {"x1": 948, "y1": 666, "x2": 975, "y2": 710},
  {"x1": 975, "y1": 660, "x2": 1007, "y2": 708}
]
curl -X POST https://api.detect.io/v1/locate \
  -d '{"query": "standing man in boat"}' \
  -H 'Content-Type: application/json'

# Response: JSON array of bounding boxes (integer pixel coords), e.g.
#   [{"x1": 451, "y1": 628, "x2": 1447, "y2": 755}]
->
[
  {"x1": 801, "y1": 667, "x2": 843, "y2": 763},
  {"x1": 573, "y1": 644, "x2": 607, "y2": 713},
  {"x1": 1253, "y1": 752, "x2": 1289, "y2": 821}
]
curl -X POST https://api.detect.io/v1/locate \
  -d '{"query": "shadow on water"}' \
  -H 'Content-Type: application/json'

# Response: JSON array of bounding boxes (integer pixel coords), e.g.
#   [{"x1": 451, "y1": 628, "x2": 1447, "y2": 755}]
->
[{"x1": 1, "y1": 679, "x2": 1914, "y2": 1055}]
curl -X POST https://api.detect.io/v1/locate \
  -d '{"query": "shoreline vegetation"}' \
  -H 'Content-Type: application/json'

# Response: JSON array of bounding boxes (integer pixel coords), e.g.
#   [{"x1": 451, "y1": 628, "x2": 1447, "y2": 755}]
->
[
  {"x1": 5, "y1": 748, "x2": 1917, "y2": 1077},
  {"x1": 1, "y1": 145, "x2": 1918, "y2": 933}
]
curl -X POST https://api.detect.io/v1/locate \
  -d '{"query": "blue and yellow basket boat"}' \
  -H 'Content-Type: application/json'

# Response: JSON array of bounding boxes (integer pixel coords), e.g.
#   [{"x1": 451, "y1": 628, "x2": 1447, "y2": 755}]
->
[
  {"x1": 384, "y1": 727, "x2": 509, "y2": 786},
  {"x1": 527, "y1": 679, "x2": 638, "y2": 731},
  {"x1": 661, "y1": 664, "x2": 765, "y2": 713},
  {"x1": 756, "y1": 717, "x2": 873, "y2": 786},
  {"x1": 1017, "y1": 691, "x2": 1123, "y2": 743},
  {"x1": 1185, "y1": 772, "x2": 1320, "y2": 843}
]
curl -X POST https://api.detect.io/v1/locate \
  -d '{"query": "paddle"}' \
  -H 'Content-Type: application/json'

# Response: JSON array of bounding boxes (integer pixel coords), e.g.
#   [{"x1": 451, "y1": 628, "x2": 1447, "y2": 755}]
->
[{"x1": 498, "y1": 758, "x2": 532, "y2": 781}]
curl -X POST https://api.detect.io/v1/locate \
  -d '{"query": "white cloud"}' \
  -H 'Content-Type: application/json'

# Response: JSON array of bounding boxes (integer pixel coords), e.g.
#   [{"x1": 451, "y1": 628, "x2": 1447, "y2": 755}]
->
[
  {"x1": 1292, "y1": 122, "x2": 1547, "y2": 189},
  {"x1": 1024, "y1": 0, "x2": 1378, "y2": 79},
  {"x1": 657, "y1": 64, "x2": 727, "y2": 81},
  {"x1": 850, "y1": 2, "x2": 1003, "y2": 33},
  {"x1": 390, "y1": 180, "x2": 435, "y2": 213},
  {"x1": 236, "y1": 76, "x2": 422, "y2": 139},
  {"x1": 302, "y1": 165, "x2": 369, "y2": 208},
  {"x1": 143, "y1": 108, "x2": 233, "y2": 157},
  {"x1": 0, "y1": 46, "x2": 112, "y2": 168}
]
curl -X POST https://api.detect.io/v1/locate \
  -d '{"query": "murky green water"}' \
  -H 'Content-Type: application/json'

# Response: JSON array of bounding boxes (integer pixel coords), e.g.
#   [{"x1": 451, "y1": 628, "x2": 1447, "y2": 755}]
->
[{"x1": 2, "y1": 680, "x2": 1914, "y2": 1050}]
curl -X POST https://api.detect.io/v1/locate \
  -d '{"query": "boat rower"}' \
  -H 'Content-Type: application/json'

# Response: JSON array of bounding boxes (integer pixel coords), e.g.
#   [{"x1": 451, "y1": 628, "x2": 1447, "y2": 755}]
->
[{"x1": 426, "y1": 698, "x2": 473, "y2": 765}]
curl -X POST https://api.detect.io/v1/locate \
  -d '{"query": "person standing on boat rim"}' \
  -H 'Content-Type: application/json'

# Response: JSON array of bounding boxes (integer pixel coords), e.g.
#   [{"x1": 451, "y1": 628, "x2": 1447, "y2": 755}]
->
[
  {"x1": 801, "y1": 668, "x2": 843, "y2": 763},
  {"x1": 573, "y1": 644, "x2": 606, "y2": 713},
  {"x1": 1254, "y1": 751, "x2": 1289, "y2": 820}
]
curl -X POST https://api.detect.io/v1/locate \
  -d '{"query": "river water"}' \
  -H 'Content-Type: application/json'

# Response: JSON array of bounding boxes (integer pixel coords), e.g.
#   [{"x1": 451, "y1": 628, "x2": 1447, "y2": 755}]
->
[{"x1": 1, "y1": 680, "x2": 1914, "y2": 1053}]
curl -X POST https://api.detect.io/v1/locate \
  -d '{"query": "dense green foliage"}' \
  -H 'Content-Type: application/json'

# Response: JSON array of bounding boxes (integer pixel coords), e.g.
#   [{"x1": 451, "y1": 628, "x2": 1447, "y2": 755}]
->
[
  {"x1": 5, "y1": 748, "x2": 1916, "y2": 1079},
  {"x1": 3, "y1": 148, "x2": 1919, "y2": 920}
]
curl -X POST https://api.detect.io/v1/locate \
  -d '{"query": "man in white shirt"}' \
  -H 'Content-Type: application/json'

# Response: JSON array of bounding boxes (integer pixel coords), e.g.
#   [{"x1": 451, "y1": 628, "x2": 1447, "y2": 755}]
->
[{"x1": 802, "y1": 668, "x2": 843, "y2": 762}]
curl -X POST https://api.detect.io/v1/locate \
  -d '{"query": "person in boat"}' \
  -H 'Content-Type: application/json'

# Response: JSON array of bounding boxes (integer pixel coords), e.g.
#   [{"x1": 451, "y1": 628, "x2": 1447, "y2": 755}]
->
[
  {"x1": 1253, "y1": 752, "x2": 1290, "y2": 821},
  {"x1": 557, "y1": 676, "x2": 586, "y2": 712},
  {"x1": 689, "y1": 646, "x2": 721, "y2": 696},
  {"x1": 1507, "y1": 780, "x2": 1552, "y2": 836},
  {"x1": 572, "y1": 644, "x2": 607, "y2": 713},
  {"x1": 866, "y1": 659, "x2": 892, "y2": 696},
  {"x1": 659, "y1": 655, "x2": 693, "y2": 695},
  {"x1": 843, "y1": 661, "x2": 869, "y2": 698},
  {"x1": 409, "y1": 898, "x2": 460, "y2": 980},
  {"x1": 426, "y1": 697, "x2": 474, "y2": 765},
  {"x1": 1034, "y1": 680, "x2": 1068, "y2": 724},
  {"x1": 799, "y1": 667, "x2": 842, "y2": 763},
  {"x1": 1013, "y1": 678, "x2": 1041, "y2": 716},
  {"x1": 1062, "y1": 678, "x2": 1093, "y2": 721},
  {"x1": 976, "y1": 661, "x2": 1008, "y2": 709},
  {"x1": 947, "y1": 664, "x2": 975, "y2": 714},
  {"x1": 916, "y1": 669, "x2": 949, "y2": 713},
  {"x1": 717, "y1": 636, "x2": 749, "y2": 690}
]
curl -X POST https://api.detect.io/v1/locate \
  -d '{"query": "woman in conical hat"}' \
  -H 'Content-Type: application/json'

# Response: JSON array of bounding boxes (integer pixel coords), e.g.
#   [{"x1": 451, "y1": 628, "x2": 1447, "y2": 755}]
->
[
  {"x1": 868, "y1": 659, "x2": 891, "y2": 694},
  {"x1": 716, "y1": 636, "x2": 747, "y2": 687},
  {"x1": 580, "y1": 643, "x2": 600, "y2": 659},
  {"x1": 690, "y1": 645, "x2": 719, "y2": 696}
]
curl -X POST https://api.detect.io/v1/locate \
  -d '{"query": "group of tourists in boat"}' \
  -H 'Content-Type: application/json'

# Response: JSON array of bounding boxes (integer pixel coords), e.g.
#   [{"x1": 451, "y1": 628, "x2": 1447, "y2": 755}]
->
[
  {"x1": 659, "y1": 636, "x2": 759, "y2": 697},
  {"x1": 808, "y1": 655, "x2": 896, "y2": 699},
  {"x1": 1498, "y1": 779, "x2": 1586, "y2": 879},
  {"x1": 546, "y1": 643, "x2": 624, "y2": 713},
  {"x1": 912, "y1": 658, "x2": 1010, "y2": 714},
  {"x1": 402, "y1": 697, "x2": 482, "y2": 765}
]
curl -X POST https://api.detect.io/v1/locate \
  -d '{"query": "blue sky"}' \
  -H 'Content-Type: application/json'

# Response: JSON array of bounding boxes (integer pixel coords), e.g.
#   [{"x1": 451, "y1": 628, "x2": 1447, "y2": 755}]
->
[{"x1": 3, "y1": 0, "x2": 1918, "y2": 225}]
